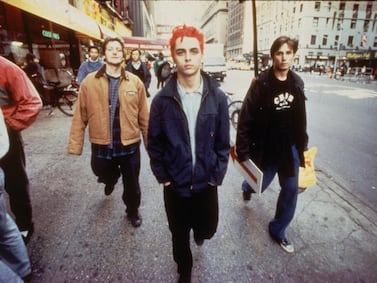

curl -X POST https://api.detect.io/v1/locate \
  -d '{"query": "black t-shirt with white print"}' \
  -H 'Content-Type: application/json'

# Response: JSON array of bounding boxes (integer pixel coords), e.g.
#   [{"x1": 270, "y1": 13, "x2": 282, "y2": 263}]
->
[{"x1": 264, "y1": 73, "x2": 296, "y2": 169}]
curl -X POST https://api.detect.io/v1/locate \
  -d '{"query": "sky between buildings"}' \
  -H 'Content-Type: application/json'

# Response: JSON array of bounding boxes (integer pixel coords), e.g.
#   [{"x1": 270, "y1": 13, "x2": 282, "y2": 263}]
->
[{"x1": 153, "y1": 0, "x2": 208, "y2": 27}]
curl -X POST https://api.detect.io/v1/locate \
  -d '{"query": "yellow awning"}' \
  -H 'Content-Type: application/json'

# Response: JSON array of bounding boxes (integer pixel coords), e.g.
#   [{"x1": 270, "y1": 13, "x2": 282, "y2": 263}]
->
[{"x1": 2, "y1": 0, "x2": 102, "y2": 40}]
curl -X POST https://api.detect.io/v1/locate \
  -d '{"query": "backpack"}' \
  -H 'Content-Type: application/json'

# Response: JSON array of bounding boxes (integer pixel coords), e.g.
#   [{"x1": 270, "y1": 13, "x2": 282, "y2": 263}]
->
[{"x1": 158, "y1": 62, "x2": 171, "y2": 81}]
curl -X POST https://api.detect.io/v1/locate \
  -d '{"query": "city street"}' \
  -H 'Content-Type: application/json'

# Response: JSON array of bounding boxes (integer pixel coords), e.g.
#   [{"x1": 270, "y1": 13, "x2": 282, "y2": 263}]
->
[{"x1": 19, "y1": 71, "x2": 377, "y2": 282}]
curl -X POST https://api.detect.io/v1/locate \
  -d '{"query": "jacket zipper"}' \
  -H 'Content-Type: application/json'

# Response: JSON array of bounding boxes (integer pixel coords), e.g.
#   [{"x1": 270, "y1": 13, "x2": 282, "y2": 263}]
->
[{"x1": 173, "y1": 90, "x2": 208, "y2": 190}]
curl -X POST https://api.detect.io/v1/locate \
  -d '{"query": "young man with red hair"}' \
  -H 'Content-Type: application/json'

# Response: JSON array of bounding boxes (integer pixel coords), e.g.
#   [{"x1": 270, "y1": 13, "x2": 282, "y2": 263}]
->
[{"x1": 148, "y1": 25, "x2": 230, "y2": 282}]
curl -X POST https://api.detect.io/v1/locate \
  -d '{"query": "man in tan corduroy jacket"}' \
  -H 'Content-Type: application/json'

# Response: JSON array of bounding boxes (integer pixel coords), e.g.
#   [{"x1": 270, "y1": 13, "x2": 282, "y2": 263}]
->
[{"x1": 68, "y1": 37, "x2": 149, "y2": 228}]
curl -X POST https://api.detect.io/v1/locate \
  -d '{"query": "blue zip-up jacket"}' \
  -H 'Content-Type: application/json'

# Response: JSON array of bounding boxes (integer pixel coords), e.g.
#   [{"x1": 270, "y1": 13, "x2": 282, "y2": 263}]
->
[{"x1": 148, "y1": 71, "x2": 230, "y2": 197}]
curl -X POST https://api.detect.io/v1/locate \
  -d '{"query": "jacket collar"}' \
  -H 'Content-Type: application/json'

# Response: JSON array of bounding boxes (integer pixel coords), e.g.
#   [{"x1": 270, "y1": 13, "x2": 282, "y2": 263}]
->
[
  {"x1": 95, "y1": 64, "x2": 130, "y2": 81},
  {"x1": 258, "y1": 67, "x2": 304, "y2": 90},
  {"x1": 160, "y1": 71, "x2": 220, "y2": 98}
]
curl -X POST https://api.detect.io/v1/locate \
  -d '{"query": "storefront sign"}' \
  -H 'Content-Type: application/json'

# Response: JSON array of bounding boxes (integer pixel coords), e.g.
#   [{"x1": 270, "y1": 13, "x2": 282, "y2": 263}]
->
[
  {"x1": 42, "y1": 30, "x2": 60, "y2": 40},
  {"x1": 346, "y1": 51, "x2": 372, "y2": 60}
]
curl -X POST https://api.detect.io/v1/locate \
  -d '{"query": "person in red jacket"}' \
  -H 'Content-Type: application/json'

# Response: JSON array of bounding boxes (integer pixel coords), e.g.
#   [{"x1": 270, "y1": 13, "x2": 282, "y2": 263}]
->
[{"x1": 0, "y1": 56, "x2": 42, "y2": 244}]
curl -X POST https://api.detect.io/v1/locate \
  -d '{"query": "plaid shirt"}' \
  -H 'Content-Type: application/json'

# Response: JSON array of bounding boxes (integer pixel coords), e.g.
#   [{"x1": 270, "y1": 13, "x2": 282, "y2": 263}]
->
[{"x1": 92, "y1": 75, "x2": 137, "y2": 159}]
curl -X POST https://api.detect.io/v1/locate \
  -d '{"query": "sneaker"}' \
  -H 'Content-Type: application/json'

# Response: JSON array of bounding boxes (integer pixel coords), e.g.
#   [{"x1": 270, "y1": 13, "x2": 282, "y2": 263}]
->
[
  {"x1": 104, "y1": 184, "x2": 115, "y2": 196},
  {"x1": 243, "y1": 190, "x2": 251, "y2": 201},
  {"x1": 279, "y1": 239, "x2": 294, "y2": 253},
  {"x1": 127, "y1": 213, "x2": 142, "y2": 228},
  {"x1": 20, "y1": 224, "x2": 34, "y2": 245}
]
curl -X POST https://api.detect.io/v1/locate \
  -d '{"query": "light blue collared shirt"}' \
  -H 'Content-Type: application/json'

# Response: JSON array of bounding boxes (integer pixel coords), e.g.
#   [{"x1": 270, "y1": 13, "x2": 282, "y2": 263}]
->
[{"x1": 177, "y1": 77, "x2": 203, "y2": 167}]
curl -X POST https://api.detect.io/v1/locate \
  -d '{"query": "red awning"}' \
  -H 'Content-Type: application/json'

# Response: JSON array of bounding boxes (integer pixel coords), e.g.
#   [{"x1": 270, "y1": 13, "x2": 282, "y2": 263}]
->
[{"x1": 123, "y1": 36, "x2": 169, "y2": 51}]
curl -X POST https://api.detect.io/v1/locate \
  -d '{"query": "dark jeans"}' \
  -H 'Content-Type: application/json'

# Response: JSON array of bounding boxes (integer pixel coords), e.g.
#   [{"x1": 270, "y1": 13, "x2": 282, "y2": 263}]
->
[
  {"x1": 0, "y1": 129, "x2": 32, "y2": 231},
  {"x1": 163, "y1": 185, "x2": 219, "y2": 275},
  {"x1": 242, "y1": 145, "x2": 300, "y2": 241},
  {"x1": 91, "y1": 147, "x2": 141, "y2": 215}
]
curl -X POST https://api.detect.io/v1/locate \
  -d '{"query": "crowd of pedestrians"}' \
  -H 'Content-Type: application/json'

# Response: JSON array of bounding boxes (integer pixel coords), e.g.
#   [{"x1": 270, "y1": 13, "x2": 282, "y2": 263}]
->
[{"x1": 0, "y1": 24, "x2": 308, "y2": 283}]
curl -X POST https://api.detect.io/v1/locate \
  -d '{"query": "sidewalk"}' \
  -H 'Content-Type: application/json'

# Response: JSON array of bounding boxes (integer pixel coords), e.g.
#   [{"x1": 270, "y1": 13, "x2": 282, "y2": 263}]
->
[{"x1": 21, "y1": 109, "x2": 377, "y2": 283}]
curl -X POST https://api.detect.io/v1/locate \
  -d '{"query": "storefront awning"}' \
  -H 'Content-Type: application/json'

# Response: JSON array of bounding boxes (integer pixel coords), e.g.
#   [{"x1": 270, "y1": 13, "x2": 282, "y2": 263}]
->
[
  {"x1": 98, "y1": 25, "x2": 119, "y2": 39},
  {"x1": 123, "y1": 36, "x2": 169, "y2": 51},
  {"x1": 2, "y1": 0, "x2": 102, "y2": 40}
]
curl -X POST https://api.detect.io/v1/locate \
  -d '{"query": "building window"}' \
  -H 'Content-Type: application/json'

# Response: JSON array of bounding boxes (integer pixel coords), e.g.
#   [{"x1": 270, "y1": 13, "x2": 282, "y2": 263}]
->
[
  {"x1": 350, "y1": 20, "x2": 356, "y2": 29},
  {"x1": 374, "y1": 36, "x2": 377, "y2": 48},
  {"x1": 298, "y1": 18, "x2": 301, "y2": 28},
  {"x1": 322, "y1": 35, "x2": 328, "y2": 46},
  {"x1": 352, "y1": 4, "x2": 358, "y2": 19},
  {"x1": 327, "y1": 2, "x2": 331, "y2": 11},
  {"x1": 364, "y1": 20, "x2": 370, "y2": 32},
  {"x1": 311, "y1": 35, "x2": 316, "y2": 45},
  {"x1": 334, "y1": 35, "x2": 339, "y2": 47},
  {"x1": 347, "y1": 36, "x2": 353, "y2": 47},
  {"x1": 300, "y1": 3, "x2": 303, "y2": 12},
  {"x1": 314, "y1": 2, "x2": 320, "y2": 11},
  {"x1": 366, "y1": 4, "x2": 372, "y2": 19},
  {"x1": 313, "y1": 17, "x2": 319, "y2": 27}
]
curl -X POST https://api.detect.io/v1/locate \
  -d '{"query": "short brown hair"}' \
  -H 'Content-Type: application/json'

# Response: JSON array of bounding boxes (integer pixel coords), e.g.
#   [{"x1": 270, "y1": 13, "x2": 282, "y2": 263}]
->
[
  {"x1": 131, "y1": 49, "x2": 141, "y2": 56},
  {"x1": 102, "y1": 37, "x2": 125, "y2": 55},
  {"x1": 270, "y1": 36, "x2": 298, "y2": 57}
]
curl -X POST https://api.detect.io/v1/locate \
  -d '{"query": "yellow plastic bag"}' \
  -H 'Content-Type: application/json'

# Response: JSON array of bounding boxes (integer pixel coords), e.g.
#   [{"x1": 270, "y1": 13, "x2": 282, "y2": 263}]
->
[{"x1": 298, "y1": 147, "x2": 317, "y2": 189}]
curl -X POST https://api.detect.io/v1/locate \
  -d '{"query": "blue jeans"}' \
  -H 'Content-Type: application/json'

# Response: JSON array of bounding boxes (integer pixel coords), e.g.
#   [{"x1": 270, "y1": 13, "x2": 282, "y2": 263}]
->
[
  {"x1": 0, "y1": 168, "x2": 31, "y2": 280},
  {"x1": 242, "y1": 145, "x2": 299, "y2": 241}
]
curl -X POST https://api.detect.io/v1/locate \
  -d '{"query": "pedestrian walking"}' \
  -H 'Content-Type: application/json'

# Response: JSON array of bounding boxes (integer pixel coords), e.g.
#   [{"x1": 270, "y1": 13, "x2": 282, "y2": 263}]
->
[
  {"x1": 23, "y1": 53, "x2": 47, "y2": 102},
  {"x1": 76, "y1": 45, "x2": 104, "y2": 85},
  {"x1": 236, "y1": 36, "x2": 308, "y2": 253},
  {"x1": 0, "y1": 110, "x2": 32, "y2": 283},
  {"x1": 67, "y1": 37, "x2": 149, "y2": 228},
  {"x1": 125, "y1": 49, "x2": 151, "y2": 97},
  {"x1": 0, "y1": 56, "x2": 42, "y2": 244},
  {"x1": 148, "y1": 25, "x2": 230, "y2": 283},
  {"x1": 153, "y1": 52, "x2": 167, "y2": 89}
]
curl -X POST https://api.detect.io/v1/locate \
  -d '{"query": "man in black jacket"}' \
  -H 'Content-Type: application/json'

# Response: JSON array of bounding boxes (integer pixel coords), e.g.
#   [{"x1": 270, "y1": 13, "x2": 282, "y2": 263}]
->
[
  {"x1": 148, "y1": 25, "x2": 230, "y2": 283},
  {"x1": 236, "y1": 36, "x2": 308, "y2": 254},
  {"x1": 125, "y1": 49, "x2": 151, "y2": 97}
]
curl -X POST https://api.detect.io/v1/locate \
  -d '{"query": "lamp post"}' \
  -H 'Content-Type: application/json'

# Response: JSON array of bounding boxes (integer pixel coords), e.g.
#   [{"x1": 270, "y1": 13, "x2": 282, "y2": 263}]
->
[{"x1": 333, "y1": 16, "x2": 343, "y2": 78}]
